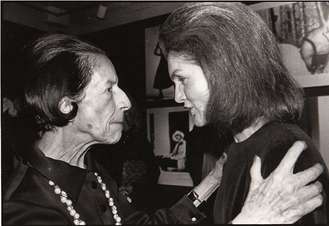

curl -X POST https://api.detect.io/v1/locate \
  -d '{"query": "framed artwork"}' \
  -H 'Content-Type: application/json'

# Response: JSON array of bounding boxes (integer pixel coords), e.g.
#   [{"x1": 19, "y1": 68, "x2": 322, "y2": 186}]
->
[
  {"x1": 146, "y1": 106, "x2": 194, "y2": 187},
  {"x1": 145, "y1": 25, "x2": 175, "y2": 100},
  {"x1": 251, "y1": 2, "x2": 329, "y2": 88}
]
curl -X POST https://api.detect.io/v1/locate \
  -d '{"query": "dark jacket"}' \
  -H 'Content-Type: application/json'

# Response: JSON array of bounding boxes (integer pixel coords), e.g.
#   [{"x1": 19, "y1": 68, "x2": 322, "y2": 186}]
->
[
  {"x1": 3, "y1": 148, "x2": 205, "y2": 225},
  {"x1": 213, "y1": 121, "x2": 329, "y2": 224}
]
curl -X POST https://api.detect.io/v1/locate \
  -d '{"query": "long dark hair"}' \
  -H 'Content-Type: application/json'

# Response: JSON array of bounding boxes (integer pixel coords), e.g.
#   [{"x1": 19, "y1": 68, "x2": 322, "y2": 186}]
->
[{"x1": 160, "y1": 2, "x2": 304, "y2": 133}]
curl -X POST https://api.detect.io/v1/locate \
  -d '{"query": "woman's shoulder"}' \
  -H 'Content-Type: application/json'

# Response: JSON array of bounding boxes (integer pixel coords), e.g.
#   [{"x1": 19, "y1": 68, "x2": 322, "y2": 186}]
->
[
  {"x1": 3, "y1": 161, "x2": 29, "y2": 201},
  {"x1": 249, "y1": 121, "x2": 325, "y2": 177},
  {"x1": 3, "y1": 199, "x2": 69, "y2": 225},
  {"x1": 3, "y1": 163, "x2": 71, "y2": 224},
  {"x1": 4, "y1": 162, "x2": 55, "y2": 204}
]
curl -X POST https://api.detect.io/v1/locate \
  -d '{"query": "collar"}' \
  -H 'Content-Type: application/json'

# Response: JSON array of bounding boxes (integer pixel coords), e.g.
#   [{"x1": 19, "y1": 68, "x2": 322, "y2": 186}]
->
[
  {"x1": 234, "y1": 117, "x2": 269, "y2": 143},
  {"x1": 27, "y1": 147, "x2": 89, "y2": 202}
]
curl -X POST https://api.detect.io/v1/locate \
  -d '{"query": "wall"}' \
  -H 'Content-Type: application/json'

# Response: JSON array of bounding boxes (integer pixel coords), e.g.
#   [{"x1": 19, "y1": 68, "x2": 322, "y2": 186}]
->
[
  {"x1": 2, "y1": 2, "x2": 70, "y2": 33},
  {"x1": 2, "y1": 2, "x2": 48, "y2": 31},
  {"x1": 71, "y1": 2, "x2": 184, "y2": 34},
  {"x1": 2, "y1": 2, "x2": 184, "y2": 35},
  {"x1": 318, "y1": 96, "x2": 329, "y2": 167},
  {"x1": 2, "y1": 21, "x2": 45, "y2": 98}
]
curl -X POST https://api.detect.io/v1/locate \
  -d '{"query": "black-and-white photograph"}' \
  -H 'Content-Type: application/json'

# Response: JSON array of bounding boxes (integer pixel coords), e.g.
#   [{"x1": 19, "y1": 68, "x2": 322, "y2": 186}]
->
[
  {"x1": 2, "y1": 1, "x2": 329, "y2": 225},
  {"x1": 254, "y1": 2, "x2": 329, "y2": 76},
  {"x1": 146, "y1": 106, "x2": 193, "y2": 187}
]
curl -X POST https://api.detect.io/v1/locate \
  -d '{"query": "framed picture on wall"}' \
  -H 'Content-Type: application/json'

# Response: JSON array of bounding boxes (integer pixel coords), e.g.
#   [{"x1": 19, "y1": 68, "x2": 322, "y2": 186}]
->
[
  {"x1": 146, "y1": 106, "x2": 194, "y2": 187},
  {"x1": 250, "y1": 2, "x2": 329, "y2": 81},
  {"x1": 145, "y1": 25, "x2": 175, "y2": 100}
]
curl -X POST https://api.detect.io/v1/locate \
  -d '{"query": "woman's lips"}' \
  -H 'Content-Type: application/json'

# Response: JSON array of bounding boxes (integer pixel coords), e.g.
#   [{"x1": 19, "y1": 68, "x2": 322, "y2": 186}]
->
[
  {"x1": 188, "y1": 108, "x2": 194, "y2": 115},
  {"x1": 110, "y1": 121, "x2": 123, "y2": 125}
]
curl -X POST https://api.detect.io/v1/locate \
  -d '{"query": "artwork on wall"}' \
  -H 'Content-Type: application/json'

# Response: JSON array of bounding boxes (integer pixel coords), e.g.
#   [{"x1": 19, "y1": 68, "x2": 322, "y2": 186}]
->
[
  {"x1": 147, "y1": 106, "x2": 194, "y2": 187},
  {"x1": 251, "y1": 2, "x2": 329, "y2": 77},
  {"x1": 145, "y1": 25, "x2": 175, "y2": 100}
]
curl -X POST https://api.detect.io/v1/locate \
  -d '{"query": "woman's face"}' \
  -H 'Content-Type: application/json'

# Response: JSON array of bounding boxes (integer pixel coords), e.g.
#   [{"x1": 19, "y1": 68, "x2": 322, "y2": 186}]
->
[
  {"x1": 168, "y1": 52, "x2": 210, "y2": 127},
  {"x1": 72, "y1": 55, "x2": 131, "y2": 144},
  {"x1": 175, "y1": 134, "x2": 182, "y2": 140}
]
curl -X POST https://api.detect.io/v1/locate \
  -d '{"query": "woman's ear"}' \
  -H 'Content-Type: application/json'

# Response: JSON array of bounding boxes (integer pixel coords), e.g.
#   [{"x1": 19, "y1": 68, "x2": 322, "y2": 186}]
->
[{"x1": 58, "y1": 97, "x2": 74, "y2": 115}]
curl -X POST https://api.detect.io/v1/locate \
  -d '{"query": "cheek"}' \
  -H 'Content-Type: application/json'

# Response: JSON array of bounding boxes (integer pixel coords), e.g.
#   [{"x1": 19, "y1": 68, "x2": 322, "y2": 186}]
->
[
  {"x1": 187, "y1": 88, "x2": 209, "y2": 111},
  {"x1": 78, "y1": 100, "x2": 114, "y2": 127},
  {"x1": 94, "y1": 98, "x2": 116, "y2": 119}
]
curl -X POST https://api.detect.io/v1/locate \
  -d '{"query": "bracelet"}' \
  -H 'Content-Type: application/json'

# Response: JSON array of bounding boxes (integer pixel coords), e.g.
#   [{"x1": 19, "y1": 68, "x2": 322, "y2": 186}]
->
[{"x1": 186, "y1": 190, "x2": 203, "y2": 207}]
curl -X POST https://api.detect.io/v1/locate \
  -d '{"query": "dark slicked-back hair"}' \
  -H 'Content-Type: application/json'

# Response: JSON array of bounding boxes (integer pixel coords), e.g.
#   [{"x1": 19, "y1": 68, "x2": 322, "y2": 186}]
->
[
  {"x1": 24, "y1": 34, "x2": 106, "y2": 132},
  {"x1": 159, "y1": 2, "x2": 304, "y2": 133}
]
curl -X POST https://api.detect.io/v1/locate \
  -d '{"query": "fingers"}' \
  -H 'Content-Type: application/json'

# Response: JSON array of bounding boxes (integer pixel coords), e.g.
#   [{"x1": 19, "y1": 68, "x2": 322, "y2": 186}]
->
[
  {"x1": 298, "y1": 194, "x2": 323, "y2": 216},
  {"x1": 282, "y1": 194, "x2": 323, "y2": 224},
  {"x1": 218, "y1": 153, "x2": 227, "y2": 165},
  {"x1": 249, "y1": 155, "x2": 263, "y2": 190},
  {"x1": 274, "y1": 141, "x2": 307, "y2": 175},
  {"x1": 294, "y1": 163, "x2": 324, "y2": 187},
  {"x1": 276, "y1": 181, "x2": 323, "y2": 223},
  {"x1": 210, "y1": 153, "x2": 227, "y2": 179},
  {"x1": 297, "y1": 181, "x2": 323, "y2": 203},
  {"x1": 280, "y1": 181, "x2": 323, "y2": 213}
]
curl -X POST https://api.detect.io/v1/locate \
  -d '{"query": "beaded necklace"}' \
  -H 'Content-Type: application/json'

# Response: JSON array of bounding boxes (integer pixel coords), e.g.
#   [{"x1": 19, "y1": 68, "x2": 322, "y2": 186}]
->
[{"x1": 48, "y1": 172, "x2": 122, "y2": 225}]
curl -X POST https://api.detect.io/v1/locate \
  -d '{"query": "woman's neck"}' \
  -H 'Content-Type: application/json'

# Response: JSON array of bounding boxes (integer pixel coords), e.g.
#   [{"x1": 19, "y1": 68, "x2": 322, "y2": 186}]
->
[
  {"x1": 234, "y1": 117, "x2": 269, "y2": 143},
  {"x1": 36, "y1": 127, "x2": 97, "y2": 169}
]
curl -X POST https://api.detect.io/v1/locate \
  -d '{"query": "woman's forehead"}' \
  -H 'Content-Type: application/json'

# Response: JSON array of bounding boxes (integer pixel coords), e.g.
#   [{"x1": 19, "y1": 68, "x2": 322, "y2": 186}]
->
[
  {"x1": 168, "y1": 51, "x2": 195, "y2": 61},
  {"x1": 86, "y1": 56, "x2": 118, "y2": 89}
]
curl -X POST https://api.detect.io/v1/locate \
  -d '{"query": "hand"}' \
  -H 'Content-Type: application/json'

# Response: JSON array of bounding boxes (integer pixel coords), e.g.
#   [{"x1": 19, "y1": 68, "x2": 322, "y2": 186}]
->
[
  {"x1": 232, "y1": 141, "x2": 324, "y2": 224},
  {"x1": 193, "y1": 153, "x2": 227, "y2": 203},
  {"x1": 208, "y1": 153, "x2": 227, "y2": 181}
]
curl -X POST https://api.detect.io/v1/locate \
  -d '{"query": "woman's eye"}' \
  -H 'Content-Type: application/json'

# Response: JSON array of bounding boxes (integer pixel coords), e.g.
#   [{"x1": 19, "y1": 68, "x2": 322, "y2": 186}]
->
[
  {"x1": 178, "y1": 77, "x2": 186, "y2": 83},
  {"x1": 107, "y1": 87, "x2": 113, "y2": 93}
]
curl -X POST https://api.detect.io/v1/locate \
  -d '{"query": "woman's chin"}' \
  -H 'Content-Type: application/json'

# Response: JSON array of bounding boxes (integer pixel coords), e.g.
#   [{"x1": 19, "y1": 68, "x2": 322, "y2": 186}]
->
[
  {"x1": 101, "y1": 124, "x2": 124, "y2": 144},
  {"x1": 98, "y1": 131, "x2": 122, "y2": 145},
  {"x1": 109, "y1": 131, "x2": 123, "y2": 144},
  {"x1": 193, "y1": 119, "x2": 207, "y2": 127}
]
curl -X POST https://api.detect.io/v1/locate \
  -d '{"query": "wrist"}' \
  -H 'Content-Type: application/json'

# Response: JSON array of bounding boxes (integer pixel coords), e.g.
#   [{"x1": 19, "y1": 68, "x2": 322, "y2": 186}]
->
[
  {"x1": 194, "y1": 177, "x2": 220, "y2": 201},
  {"x1": 231, "y1": 209, "x2": 259, "y2": 224},
  {"x1": 186, "y1": 190, "x2": 203, "y2": 207},
  {"x1": 231, "y1": 213, "x2": 247, "y2": 224}
]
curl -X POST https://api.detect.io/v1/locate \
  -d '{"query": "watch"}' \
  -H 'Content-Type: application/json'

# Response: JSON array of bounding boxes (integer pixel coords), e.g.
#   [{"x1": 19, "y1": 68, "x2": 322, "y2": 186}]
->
[{"x1": 187, "y1": 190, "x2": 202, "y2": 207}]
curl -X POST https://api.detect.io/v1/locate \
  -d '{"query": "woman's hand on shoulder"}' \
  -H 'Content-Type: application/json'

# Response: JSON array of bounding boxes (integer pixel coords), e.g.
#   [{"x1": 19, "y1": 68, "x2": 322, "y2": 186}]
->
[
  {"x1": 232, "y1": 141, "x2": 324, "y2": 224},
  {"x1": 208, "y1": 153, "x2": 227, "y2": 181}
]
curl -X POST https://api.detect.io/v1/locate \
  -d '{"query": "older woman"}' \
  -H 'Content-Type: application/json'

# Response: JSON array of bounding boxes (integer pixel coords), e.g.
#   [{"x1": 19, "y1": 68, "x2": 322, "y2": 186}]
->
[
  {"x1": 3, "y1": 33, "x2": 324, "y2": 225},
  {"x1": 159, "y1": 2, "x2": 328, "y2": 224}
]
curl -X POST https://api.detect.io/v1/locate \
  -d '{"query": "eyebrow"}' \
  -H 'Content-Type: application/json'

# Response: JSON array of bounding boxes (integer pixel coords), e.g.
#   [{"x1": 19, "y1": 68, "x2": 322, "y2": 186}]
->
[
  {"x1": 105, "y1": 78, "x2": 117, "y2": 86},
  {"x1": 170, "y1": 69, "x2": 182, "y2": 79}
]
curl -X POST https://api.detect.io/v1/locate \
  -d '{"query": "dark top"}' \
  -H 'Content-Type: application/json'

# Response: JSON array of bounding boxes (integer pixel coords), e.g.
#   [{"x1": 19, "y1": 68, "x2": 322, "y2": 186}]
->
[
  {"x1": 87, "y1": 132, "x2": 160, "y2": 212},
  {"x1": 3, "y1": 148, "x2": 206, "y2": 225},
  {"x1": 213, "y1": 121, "x2": 329, "y2": 224},
  {"x1": 185, "y1": 125, "x2": 233, "y2": 224},
  {"x1": 186, "y1": 125, "x2": 232, "y2": 185}
]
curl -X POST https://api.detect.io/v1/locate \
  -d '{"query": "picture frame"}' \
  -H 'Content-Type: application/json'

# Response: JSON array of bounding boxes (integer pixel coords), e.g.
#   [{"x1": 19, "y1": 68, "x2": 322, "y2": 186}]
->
[
  {"x1": 146, "y1": 106, "x2": 194, "y2": 187},
  {"x1": 145, "y1": 25, "x2": 175, "y2": 100},
  {"x1": 250, "y1": 2, "x2": 329, "y2": 88}
]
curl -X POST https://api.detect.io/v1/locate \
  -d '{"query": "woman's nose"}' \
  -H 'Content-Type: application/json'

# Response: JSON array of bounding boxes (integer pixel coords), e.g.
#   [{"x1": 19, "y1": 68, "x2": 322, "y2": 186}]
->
[
  {"x1": 174, "y1": 84, "x2": 185, "y2": 103},
  {"x1": 117, "y1": 88, "x2": 131, "y2": 111}
]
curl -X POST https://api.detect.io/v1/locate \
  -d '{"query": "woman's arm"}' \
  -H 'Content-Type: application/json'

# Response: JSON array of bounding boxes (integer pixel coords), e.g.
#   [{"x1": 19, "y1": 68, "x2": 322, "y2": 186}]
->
[{"x1": 122, "y1": 141, "x2": 323, "y2": 224}]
